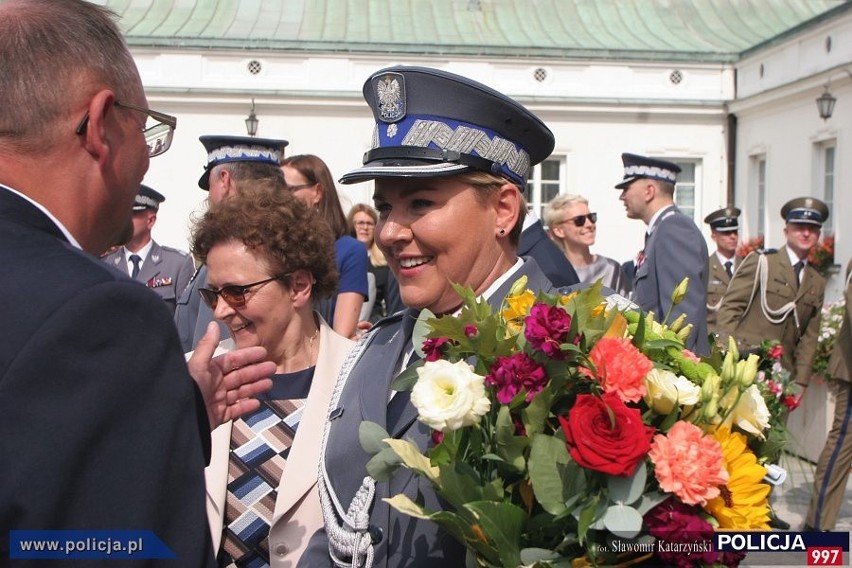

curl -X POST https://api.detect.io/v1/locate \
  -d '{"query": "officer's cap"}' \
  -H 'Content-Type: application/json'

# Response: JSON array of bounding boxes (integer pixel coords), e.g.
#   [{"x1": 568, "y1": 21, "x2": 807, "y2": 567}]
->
[
  {"x1": 781, "y1": 197, "x2": 829, "y2": 227},
  {"x1": 704, "y1": 207, "x2": 741, "y2": 232},
  {"x1": 133, "y1": 184, "x2": 165, "y2": 212},
  {"x1": 339, "y1": 66, "x2": 555, "y2": 188},
  {"x1": 198, "y1": 135, "x2": 289, "y2": 190},
  {"x1": 614, "y1": 153, "x2": 681, "y2": 190}
]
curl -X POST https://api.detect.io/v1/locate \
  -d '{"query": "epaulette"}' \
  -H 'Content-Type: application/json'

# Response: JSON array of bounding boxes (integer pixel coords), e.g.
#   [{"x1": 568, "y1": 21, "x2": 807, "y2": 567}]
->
[
  {"x1": 161, "y1": 246, "x2": 189, "y2": 257},
  {"x1": 756, "y1": 248, "x2": 778, "y2": 255}
]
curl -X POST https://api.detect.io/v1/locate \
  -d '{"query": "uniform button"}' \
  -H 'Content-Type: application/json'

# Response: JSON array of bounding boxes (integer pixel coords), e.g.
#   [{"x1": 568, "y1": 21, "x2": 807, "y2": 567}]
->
[
  {"x1": 369, "y1": 524, "x2": 383, "y2": 544},
  {"x1": 274, "y1": 543, "x2": 288, "y2": 556}
]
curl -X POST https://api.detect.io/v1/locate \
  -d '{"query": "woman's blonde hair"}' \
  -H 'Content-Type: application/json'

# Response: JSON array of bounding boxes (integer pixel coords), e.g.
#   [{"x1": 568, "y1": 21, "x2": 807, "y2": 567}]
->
[{"x1": 347, "y1": 203, "x2": 387, "y2": 267}]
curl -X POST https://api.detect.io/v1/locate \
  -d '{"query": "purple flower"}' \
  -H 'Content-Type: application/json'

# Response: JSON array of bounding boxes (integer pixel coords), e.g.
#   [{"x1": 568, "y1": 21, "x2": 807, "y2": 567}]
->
[
  {"x1": 645, "y1": 499, "x2": 719, "y2": 567},
  {"x1": 485, "y1": 352, "x2": 548, "y2": 404},
  {"x1": 422, "y1": 337, "x2": 451, "y2": 362},
  {"x1": 524, "y1": 303, "x2": 571, "y2": 359}
]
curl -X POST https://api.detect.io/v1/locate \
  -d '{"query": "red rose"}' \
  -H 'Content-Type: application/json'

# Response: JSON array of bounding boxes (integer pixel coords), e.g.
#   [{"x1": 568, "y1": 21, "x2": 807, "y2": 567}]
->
[{"x1": 558, "y1": 392, "x2": 654, "y2": 477}]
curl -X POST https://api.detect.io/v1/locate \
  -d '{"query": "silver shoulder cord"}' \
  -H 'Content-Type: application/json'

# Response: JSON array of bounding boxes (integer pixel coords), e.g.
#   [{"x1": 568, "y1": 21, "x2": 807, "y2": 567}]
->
[
  {"x1": 317, "y1": 327, "x2": 382, "y2": 568},
  {"x1": 742, "y1": 254, "x2": 800, "y2": 333}
]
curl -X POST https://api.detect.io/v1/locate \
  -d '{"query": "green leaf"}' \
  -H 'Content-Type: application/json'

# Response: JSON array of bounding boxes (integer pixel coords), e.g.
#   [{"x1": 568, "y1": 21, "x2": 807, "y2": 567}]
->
[
  {"x1": 658, "y1": 405, "x2": 681, "y2": 431},
  {"x1": 359, "y1": 421, "x2": 390, "y2": 455},
  {"x1": 576, "y1": 495, "x2": 602, "y2": 542},
  {"x1": 521, "y1": 388, "x2": 552, "y2": 437},
  {"x1": 607, "y1": 461, "x2": 646, "y2": 505},
  {"x1": 632, "y1": 310, "x2": 646, "y2": 347},
  {"x1": 365, "y1": 446, "x2": 402, "y2": 481},
  {"x1": 412, "y1": 308, "x2": 437, "y2": 358},
  {"x1": 520, "y1": 548, "x2": 561, "y2": 563},
  {"x1": 465, "y1": 500, "x2": 527, "y2": 568},
  {"x1": 634, "y1": 490, "x2": 668, "y2": 515},
  {"x1": 602, "y1": 504, "x2": 643, "y2": 538},
  {"x1": 495, "y1": 406, "x2": 527, "y2": 472},
  {"x1": 528, "y1": 434, "x2": 573, "y2": 515},
  {"x1": 645, "y1": 339, "x2": 683, "y2": 351},
  {"x1": 384, "y1": 438, "x2": 439, "y2": 483},
  {"x1": 437, "y1": 460, "x2": 487, "y2": 511},
  {"x1": 390, "y1": 359, "x2": 424, "y2": 391}
]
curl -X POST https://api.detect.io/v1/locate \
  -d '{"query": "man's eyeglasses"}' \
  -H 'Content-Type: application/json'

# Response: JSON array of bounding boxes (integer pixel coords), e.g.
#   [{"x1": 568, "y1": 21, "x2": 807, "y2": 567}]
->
[
  {"x1": 354, "y1": 221, "x2": 375, "y2": 228},
  {"x1": 562, "y1": 213, "x2": 598, "y2": 227},
  {"x1": 285, "y1": 183, "x2": 316, "y2": 192},
  {"x1": 198, "y1": 275, "x2": 284, "y2": 309},
  {"x1": 75, "y1": 100, "x2": 176, "y2": 158}
]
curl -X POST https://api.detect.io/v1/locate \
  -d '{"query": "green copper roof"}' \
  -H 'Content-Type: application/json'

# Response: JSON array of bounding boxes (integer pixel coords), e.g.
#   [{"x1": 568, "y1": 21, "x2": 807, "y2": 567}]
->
[{"x1": 104, "y1": 0, "x2": 849, "y2": 62}]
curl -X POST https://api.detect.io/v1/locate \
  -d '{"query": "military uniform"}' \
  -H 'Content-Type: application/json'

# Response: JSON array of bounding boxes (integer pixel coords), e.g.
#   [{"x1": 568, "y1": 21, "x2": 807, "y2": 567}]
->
[
  {"x1": 704, "y1": 207, "x2": 741, "y2": 335},
  {"x1": 806, "y1": 263, "x2": 852, "y2": 530},
  {"x1": 102, "y1": 242, "x2": 194, "y2": 315},
  {"x1": 716, "y1": 197, "x2": 829, "y2": 386}
]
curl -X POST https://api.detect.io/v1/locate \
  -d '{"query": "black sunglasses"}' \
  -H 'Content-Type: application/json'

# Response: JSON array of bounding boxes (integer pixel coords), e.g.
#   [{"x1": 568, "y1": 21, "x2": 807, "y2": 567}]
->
[
  {"x1": 198, "y1": 275, "x2": 284, "y2": 309},
  {"x1": 564, "y1": 212, "x2": 598, "y2": 227}
]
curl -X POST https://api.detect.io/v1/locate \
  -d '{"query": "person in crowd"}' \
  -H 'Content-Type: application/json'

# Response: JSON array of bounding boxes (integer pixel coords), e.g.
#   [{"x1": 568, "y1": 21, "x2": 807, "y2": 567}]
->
[
  {"x1": 616, "y1": 153, "x2": 710, "y2": 355},
  {"x1": 348, "y1": 203, "x2": 392, "y2": 321},
  {"x1": 281, "y1": 154, "x2": 369, "y2": 339},
  {"x1": 0, "y1": 0, "x2": 274, "y2": 563},
  {"x1": 101, "y1": 184, "x2": 194, "y2": 315},
  {"x1": 191, "y1": 186, "x2": 354, "y2": 567},
  {"x1": 806, "y1": 260, "x2": 852, "y2": 532},
  {"x1": 716, "y1": 197, "x2": 829, "y2": 530},
  {"x1": 518, "y1": 210, "x2": 580, "y2": 288},
  {"x1": 300, "y1": 65, "x2": 560, "y2": 568},
  {"x1": 175, "y1": 135, "x2": 288, "y2": 352},
  {"x1": 703, "y1": 206, "x2": 741, "y2": 335},
  {"x1": 544, "y1": 193, "x2": 631, "y2": 296}
]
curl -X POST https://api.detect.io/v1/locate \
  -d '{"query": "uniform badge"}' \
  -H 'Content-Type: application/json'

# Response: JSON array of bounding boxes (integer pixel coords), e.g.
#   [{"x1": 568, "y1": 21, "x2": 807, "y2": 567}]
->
[
  {"x1": 373, "y1": 72, "x2": 405, "y2": 123},
  {"x1": 147, "y1": 277, "x2": 173, "y2": 288}
]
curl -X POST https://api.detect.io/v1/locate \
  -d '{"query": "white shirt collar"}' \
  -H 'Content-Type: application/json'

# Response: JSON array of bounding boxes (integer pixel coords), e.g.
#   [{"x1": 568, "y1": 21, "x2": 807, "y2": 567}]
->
[
  {"x1": 646, "y1": 204, "x2": 675, "y2": 235},
  {"x1": 785, "y1": 245, "x2": 806, "y2": 267},
  {"x1": 0, "y1": 184, "x2": 82, "y2": 249},
  {"x1": 716, "y1": 251, "x2": 735, "y2": 266}
]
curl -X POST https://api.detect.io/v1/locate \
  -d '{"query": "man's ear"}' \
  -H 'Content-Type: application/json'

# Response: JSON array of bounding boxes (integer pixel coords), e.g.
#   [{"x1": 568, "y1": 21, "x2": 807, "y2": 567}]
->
[{"x1": 79, "y1": 90, "x2": 116, "y2": 165}]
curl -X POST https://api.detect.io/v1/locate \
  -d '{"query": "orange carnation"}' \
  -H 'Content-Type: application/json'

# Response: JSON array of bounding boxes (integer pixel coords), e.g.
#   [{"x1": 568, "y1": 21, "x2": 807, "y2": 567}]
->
[
  {"x1": 583, "y1": 337, "x2": 653, "y2": 403},
  {"x1": 649, "y1": 421, "x2": 729, "y2": 506}
]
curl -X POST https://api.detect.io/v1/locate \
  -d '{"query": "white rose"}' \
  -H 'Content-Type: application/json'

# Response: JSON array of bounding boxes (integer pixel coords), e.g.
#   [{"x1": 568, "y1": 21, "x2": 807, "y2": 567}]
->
[
  {"x1": 721, "y1": 384, "x2": 771, "y2": 438},
  {"x1": 410, "y1": 359, "x2": 491, "y2": 432},
  {"x1": 643, "y1": 368, "x2": 701, "y2": 415}
]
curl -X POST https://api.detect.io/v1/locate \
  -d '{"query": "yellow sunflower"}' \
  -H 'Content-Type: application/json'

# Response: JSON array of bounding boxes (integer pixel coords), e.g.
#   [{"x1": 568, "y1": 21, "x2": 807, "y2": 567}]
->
[{"x1": 704, "y1": 427, "x2": 771, "y2": 530}]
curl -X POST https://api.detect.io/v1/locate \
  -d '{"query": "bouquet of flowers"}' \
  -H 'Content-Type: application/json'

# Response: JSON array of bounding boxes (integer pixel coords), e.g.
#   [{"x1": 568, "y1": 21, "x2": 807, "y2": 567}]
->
[
  {"x1": 751, "y1": 340, "x2": 801, "y2": 463},
  {"x1": 808, "y1": 234, "x2": 835, "y2": 277},
  {"x1": 736, "y1": 235, "x2": 764, "y2": 259},
  {"x1": 360, "y1": 279, "x2": 772, "y2": 567},
  {"x1": 813, "y1": 298, "x2": 846, "y2": 382}
]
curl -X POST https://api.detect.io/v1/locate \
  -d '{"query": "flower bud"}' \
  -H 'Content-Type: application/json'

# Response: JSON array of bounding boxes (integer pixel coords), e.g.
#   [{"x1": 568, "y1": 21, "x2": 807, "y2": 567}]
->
[
  {"x1": 702, "y1": 394, "x2": 720, "y2": 423},
  {"x1": 508, "y1": 275, "x2": 529, "y2": 298},
  {"x1": 727, "y1": 336, "x2": 739, "y2": 362},
  {"x1": 720, "y1": 350, "x2": 736, "y2": 385},
  {"x1": 701, "y1": 373, "x2": 721, "y2": 403},
  {"x1": 676, "y1": 323, "x2": 693, "y2": 343},
  {"x1": 738, "y1": 354, "x2": 759, "y2": 389},
  {"x1": 669, "y1": 313, "x2": 687, "y2": 333},
  {"x1": 671, "y1": 277, "x2": 689, "y2": 306}
]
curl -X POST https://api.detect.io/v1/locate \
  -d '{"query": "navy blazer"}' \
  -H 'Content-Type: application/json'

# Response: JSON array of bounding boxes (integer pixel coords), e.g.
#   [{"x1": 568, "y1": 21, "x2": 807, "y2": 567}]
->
[
  {"x1": 0, "y1": 187, "x2": 215, "y2": 566},
  {"x1": 304, "y1": 258, "x2": 556, "y2": 567},
  {"x1": 518, "y1": 220, "x2": 579, "y2": 288}
]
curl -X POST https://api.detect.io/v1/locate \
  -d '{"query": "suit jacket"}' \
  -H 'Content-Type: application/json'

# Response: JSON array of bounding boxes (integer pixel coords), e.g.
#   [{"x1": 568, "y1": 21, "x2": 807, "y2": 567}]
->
[
  {"x1": 0, "y1": 186, "x2": 215, "y2": 566},
  {"x1": 706, "y1": 253, "x2": 735, "y2": 335},
  {"x1": 827, "y1": 262, "x2": 852, "y2": 383},
  {"x1": 102, "y1": 241, "x2": 195, "y2": 315},
  {"x1": 303, "y1": 258, "x2": 555, "y2": 568},
  {"x1": 518, "y1": 220, "x2": 579, "y2": 288},
  {"x1": 716, "y1": 248, "x2": 825, "y2": 385},
  {"x1": 174, "y1": 265, "x2": 228, "y2": 352},
  {"x1": 633, "y1": 205, "x2": 710, "y2": 355},
  {"x1": 202, "y1": 317, "x2": 353, "y2": 566}
]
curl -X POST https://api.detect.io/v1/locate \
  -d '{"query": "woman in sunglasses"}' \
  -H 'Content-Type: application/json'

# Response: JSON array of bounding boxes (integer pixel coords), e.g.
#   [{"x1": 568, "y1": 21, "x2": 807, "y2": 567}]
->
[
  {"x1": 544, "y1": 193, "x2": 632, "y2": 297},
  {"x1": 190, "y1": 186, "x2": 354, "y2": 567}
]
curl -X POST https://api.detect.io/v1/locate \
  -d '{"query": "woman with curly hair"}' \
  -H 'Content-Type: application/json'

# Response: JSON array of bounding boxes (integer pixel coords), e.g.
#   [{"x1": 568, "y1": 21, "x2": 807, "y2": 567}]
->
[{"x1": 191, "y1": 185, "x2": 354, "y2": 567}]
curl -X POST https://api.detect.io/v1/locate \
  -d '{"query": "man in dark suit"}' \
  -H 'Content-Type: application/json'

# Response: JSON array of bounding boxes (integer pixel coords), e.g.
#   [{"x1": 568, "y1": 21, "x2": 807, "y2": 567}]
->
[
  {"x1": 0, "y1": 1, "x2": 273, "y2": 564},
  {"x1": 616, "y1": 153, "x2": 710, "y2": 355},
  {"x1": 518, "y1": 213, "x2": 580, "y2": 287},
  {"x1": 101, "y1": 185, "x2": 195, "y2": 315}
]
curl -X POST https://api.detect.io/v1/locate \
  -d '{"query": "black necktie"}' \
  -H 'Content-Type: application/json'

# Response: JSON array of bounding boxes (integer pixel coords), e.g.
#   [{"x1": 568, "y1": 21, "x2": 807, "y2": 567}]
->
[
  {"x1": 724, "y1": 261, "x2": 733, "y2": 278},
  {"x1": 793, "y1": 261, "x2": 804, "y2": 289},
  {"x1": 129, "y1": 254, "x2": 142, "y2": 279}
]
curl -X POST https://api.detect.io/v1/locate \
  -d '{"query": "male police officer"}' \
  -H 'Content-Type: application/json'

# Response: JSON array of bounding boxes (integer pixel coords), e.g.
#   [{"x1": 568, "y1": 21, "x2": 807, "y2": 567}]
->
[
  {"x1": 174, "y1": 135, "x2": 287, "y2": 351},
  {"x1": 616, "y1": 153, "x2": 710, "y2": 355},
  {"x1": 716, "y1": 197, "x2": 828, "y2": 387},
  {"x1": 704, "y1": 206, "x2": 741, "y2": 335},
  {"x1": 102, "y1": 184, "x2": 194, "y2": 315}
]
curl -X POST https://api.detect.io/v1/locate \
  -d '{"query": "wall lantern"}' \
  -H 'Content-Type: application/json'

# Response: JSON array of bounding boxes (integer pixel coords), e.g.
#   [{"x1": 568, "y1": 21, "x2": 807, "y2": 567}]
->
[{"x1": 245, "y1": 98, "x2": 259, "y2": 136}]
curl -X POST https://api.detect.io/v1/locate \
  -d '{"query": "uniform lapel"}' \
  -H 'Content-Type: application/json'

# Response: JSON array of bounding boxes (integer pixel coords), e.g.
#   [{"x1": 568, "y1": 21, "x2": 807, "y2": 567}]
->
[{"x1": 137, "y1": 241, "x2": 162, "y2": 284}]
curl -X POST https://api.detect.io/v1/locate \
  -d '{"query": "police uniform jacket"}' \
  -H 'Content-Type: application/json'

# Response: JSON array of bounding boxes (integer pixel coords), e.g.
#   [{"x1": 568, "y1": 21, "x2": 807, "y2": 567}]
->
[
  {"x1": 0, "y1": 186, "x2": 215, "y2": 565},
  {"x1": 200, "y1": 316, "x2": 354, "y2": 567},
  {"x1": 828, "y1": 263, "x2": 852, "y2": 383},
  {"x1": 302, "y1": 258, "x2": 556, "y2": 568},
  {"x1": 706, "y1": 254, "x2": 734, "y2": 335},
  {"x1": 102, "y1": 240, "x2": 195, "y2": 315},
  {"x1": 633, "y1": 205, "x2": 710, "y2": 355},
  {"x1": 518, "y1": 220, "x2": 580, "y2": 288},
  {"x1": 716, "y1": 248, "x2": 825, "y2": 386}
]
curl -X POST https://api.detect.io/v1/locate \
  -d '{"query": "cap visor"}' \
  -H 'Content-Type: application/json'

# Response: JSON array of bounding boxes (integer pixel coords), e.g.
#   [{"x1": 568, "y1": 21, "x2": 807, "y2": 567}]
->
[
  {"x1": 339, "y1": 160, "x2": 471, "y2": 185},
  {"x1": 198, "y1": 170, "x2": 210, "y2": 191},
  {"x1": 614, "y1": 175, "x2": 640, "y2": 190}
]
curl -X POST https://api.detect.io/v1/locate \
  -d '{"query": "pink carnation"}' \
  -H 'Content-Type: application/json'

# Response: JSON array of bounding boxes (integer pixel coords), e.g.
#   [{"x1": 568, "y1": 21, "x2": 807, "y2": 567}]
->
[
  {"x1": 422, "y1": 337, "x2": 450, "y2": 362},
  {"x1": 648, "y1": 421, "x2": 729, "y2": 505},
  {"x1": 485, "y1": 352, "x2": 548, "y2": 404},
  {"x1": 682, "y1": 349, "x2": 701, "y2": 363},
  {"x1": 645, "y1": 499, "x2": 718, "y2": 567},
  {"x1": 524, "y1": 303, "x2": 571, "y2": 359},
  {"x1": 583, "y1": 337, "x2": 653, "y2": 403}
]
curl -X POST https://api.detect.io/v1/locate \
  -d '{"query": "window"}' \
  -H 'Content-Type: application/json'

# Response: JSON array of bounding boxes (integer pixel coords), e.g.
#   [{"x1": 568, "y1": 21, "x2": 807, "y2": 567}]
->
[
  {"x1": 817, "y1": 142, "x2": 836, "y2": 234},
  {"x1": 527, "y1": 157, "x2": 563, "y2": 221},
  {"x1": 672, "y1": 160, "x2": 699, "y2": 222},
  {"x1": 753, "y1": 156, "x2": 767, "y2": 236}
]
